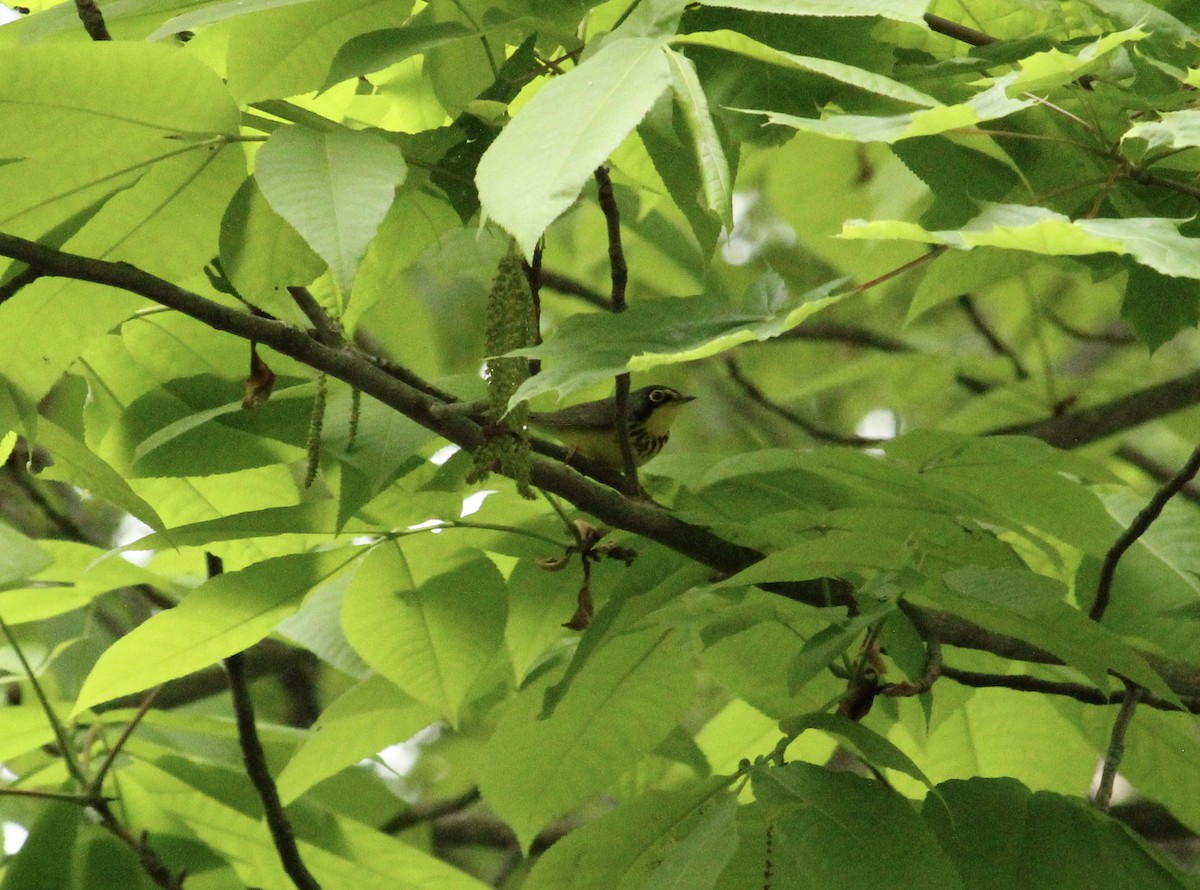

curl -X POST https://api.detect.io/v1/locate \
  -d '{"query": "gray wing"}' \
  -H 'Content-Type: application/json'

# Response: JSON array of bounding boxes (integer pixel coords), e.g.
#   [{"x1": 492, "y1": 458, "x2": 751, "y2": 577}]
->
[{"x1": 529, "y1": 394, "x2": 617, "y2": 430}]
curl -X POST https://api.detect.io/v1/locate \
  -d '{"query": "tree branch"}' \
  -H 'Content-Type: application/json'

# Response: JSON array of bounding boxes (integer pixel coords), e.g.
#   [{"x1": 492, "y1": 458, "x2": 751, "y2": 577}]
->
[
  {"x1": 923, "y1": 13, "x2": 995, "y2": 47},
  {"x1": 211, "y1": 554, "x2": 321, "y2": 890},
  {"x1": 940, "y1": 665, "x2": 1192, "y2": 713},
  {"x1": 957, "y1": 294, "x2": 1028, "y2": 380},
  {"x1": 287, "y1": 286, "x2": 343, "y2": 348},
  {"x1": 8, "y1": 233, "x2": 1200, "y2": 700},
  {"x1": 990, "y1": 368, "x2": 1200, "y2": 447},
  {"x1": 594, "y1": 165, "x2": 639, "y2": 494},
  {"x1": 1090, "y1": 440, "x2": 1200, "y2": 621},
  {"x1": 73, "y1": 0, "x2": 111, "y2": 40},
  {"x1": 1094, "y1": 683, "x2": 1144, "y2": 812}
]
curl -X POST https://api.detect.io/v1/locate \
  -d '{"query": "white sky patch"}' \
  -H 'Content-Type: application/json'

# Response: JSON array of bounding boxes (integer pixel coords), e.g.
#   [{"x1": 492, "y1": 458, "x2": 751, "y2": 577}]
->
[
  {"x1": 2, "y1": 822, "x2": 27, "y2": 855},
  {"x1": 113, "y1": 514, "x2": 155, "y2": 566},
  {"x1": 0, "y1": 6, "x2": 21, "y2": 26},
  {"x1": 429, "y1": 444, "x2": 460, "y2": 465},
  {"x1": 460, "y1": 490, "x2": 494, "y2": 517},
  {"x1": 856, "y1": 408, "x2": 897, "y2": 441},
  {"x1": 370, "y1": 724, "x2": 443, "y2": 800},
  {"x1": 721, "y1": 191, "x2": 797, "y2": 266}
]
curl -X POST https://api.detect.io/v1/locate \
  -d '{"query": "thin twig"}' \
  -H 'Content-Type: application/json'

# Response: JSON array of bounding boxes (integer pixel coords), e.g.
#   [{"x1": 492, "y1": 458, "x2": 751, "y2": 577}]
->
[
  {"x1": 724, "y1": 356, "x2": 882, "y2": 447},
  {"x1": 538, "y1": 269, "x2": 610, "y2": 309},
  {"x1": 1090, "y1": 440, "x2": 1200, "y2": 621},
  {"x1": 287, "y1": 286, "x2": 343, "y2": 347},
  {"x1": 382, "y1": 787, "x2": 481, "y2": 834},
  {"x1": 0, "y1": 618, "x2": 180, "y2": 888},
  {"x1": 73, "y1": 0, "x2": 111, "y2": 39},
  {"x1": 957, "y1": 294, "x2": 1029, "y2": 379},
  {"x1": 941, "y1": 665, "x2": 1191, "y2": 713},
  {"x1": 211, "y1": 553, "x2": 321, "y2": 890},
  {"x1": 849, "y1": 247, "x2": 945, "y2": 294},
  {"x1": 594, "y1": 166, "x2": 639, "y2": 494},
  {"x1": 1094, "y1": 683, "x2": 1145, "y2": 812},
  {"x1": 991, "y1": 367, "x2": 1200, "y2": 448},
  {"x1": 524, "y1": 239, "x2": 544, "y2": 376},
  {"x1": 1045, "y1": 311, "x2": 1135, "y2": 346},
  {"x1": 1117, "y1": 445, "x2": 1200, "y2": 505},
  {"x1": 0, "y1": 616, "x2": 87, "y2": 786},
  {"x1": 923, "y1": 13, "x2": 994, "y2": 47},
  {"x1": 883, "y1": 604, "x2": 942, "y2": 697},
  {"x1": 89, "y1": 685, "x2": 162, "y2": 796}
]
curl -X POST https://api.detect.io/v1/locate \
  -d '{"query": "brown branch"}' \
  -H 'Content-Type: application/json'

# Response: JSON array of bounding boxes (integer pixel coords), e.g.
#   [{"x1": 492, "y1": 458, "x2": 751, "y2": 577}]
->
[
  {"x1": 287, "y1": 286, "x2": 343, "y2": 347},
  {"x1": 73, "y1": 0, "x2": 111, "y2": 39},
  {"x1": 0, "y1": 617, "x2": 181, "y2": 889},
  {"x1": 990, "y1": 368, "x2": 1200, "y2": 448},
  {"x1": 211, "y1": 553, "x2": 321, "y2": 890},
  {"x1": 90, "y1": 685, "x2": 162, "y2": 795},
  {"x1": 11, "y1": 233, "x2": 1200, "y2": 700},
  {"x1": 778, "y1": 321, "x2": 915, "y2": 353},
  {"x1": 383, "y1": 787, "x2": 482, "y2": 834},
  {"x1": 957, "y1": 294, "x2": 1028, "y2": 380},
  {"x1": 1095, "y1": 683, "x2": 1145, "y2": 812},
  {"x1": 1117, "y1": 445, "x2": 1200, "y2": 505},
  {"x1": 941, "y1": 665, "x2": 1191, "y2": 713},
  {"x1": 1090, "y1": 440, "x2": 1200, "y2": 621},
  {"x1": 538, "y1": 269, "x2": 610, "y2": 309},
  {"x1": 594, "y1": 165, "x2": 638, "y2": 494},
  {"x1": 923, "y1": 13, "x2": 995, "y2": 47}
]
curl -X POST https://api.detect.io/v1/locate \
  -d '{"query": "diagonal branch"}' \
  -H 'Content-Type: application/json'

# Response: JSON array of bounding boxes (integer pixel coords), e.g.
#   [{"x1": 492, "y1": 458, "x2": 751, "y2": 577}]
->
[
  {"x1": 211, "y1": 553, "x2": 321, "y2": 890},
  {"x1": 989, "y1": 368, "x2": 1200, "y2": 447},
  {"x1": 8, "y1": 232, "x2": 1200, "y2": 700},
  {"x1": 1090, "y1": 440, "x2": 1200, "y2": 621}
]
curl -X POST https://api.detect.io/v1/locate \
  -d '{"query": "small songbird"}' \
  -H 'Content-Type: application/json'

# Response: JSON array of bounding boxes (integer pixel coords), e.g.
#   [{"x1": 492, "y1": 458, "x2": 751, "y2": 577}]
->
[{"x1": 530, "y1": 385, "x2": 695, "y2": 469}]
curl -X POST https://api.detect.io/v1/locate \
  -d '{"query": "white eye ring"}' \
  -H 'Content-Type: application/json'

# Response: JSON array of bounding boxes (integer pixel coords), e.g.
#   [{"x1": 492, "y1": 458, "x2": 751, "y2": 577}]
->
[{"x1": 649, "y1": 389, "x2": 667, "y2": 403}]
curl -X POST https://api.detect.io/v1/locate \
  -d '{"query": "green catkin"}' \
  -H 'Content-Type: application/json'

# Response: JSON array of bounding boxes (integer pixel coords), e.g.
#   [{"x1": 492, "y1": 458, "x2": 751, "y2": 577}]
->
[
  {"x1": 304, "y1": 372, "x2": 327, "y2": 488},
  {"x1": 468, "y1": 240, "x2": 536, "y2": 498}
]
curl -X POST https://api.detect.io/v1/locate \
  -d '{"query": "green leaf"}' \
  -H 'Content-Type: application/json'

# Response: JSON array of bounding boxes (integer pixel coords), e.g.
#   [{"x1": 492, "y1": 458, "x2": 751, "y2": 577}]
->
[
  {"x1": 476, "y1": 37, "x2": 672, "y2": 257},
  {"x1": 665, "y1": 48, "x2": 733, "y2": 228},
  {"x1": 751, "y1": 762, "x2": 963, "y2": 889},
  {"x1": 124, "y1": 760, "x2": 493, "y2": 890},
  {"x1": 121, "y1": 502, "x2": 346, "y2": 551},
  {"x1": 147, "y1": 0, "x2": 321, "y2": 41},
  {"x1": 479, "y1": 626, "x2": 695, "y2": 850},
  {"x1": 254, "y1": 125, "x2": 407, "y2": 297},
  {"x1": 842, "y1": 202, "x2": 1200, "y2": 280},
  {"x1": 508, "y1": 275, "x2": 845, "y2": 406},
  {"x1": 219, "y1": 176, "x2": 325, "y2": 308},
  {"x1": 780, "y1": 712, "x2": 936, "y2": 792},
  {"x1": 923, "y1": 777, "x2": 1189, "y2": 889},
  {"x1": 0, "y1": 43, "x2": 239, "y2": 158},
  {"x1": 0, "y1": 520, "x2": 51, "y2": 588},
  {"x1": 0, "y1": 801, "x2": 79, "y2": 890},
  {"x1": 743, "y1": 73, "x2": 1031, "y2": 143},
  {"x1": 0, "y1": 541, "x2": 173, "y2": 625},
  {"x1": 927, "y1": 566, "x2": 1176, "y2": 702},
  {"x1": 673, "y1": 30, "x2": 940, "y2": 107},
  {"x1": 1004, "y1": 26, "x2": 1147, "y2": 94},
  {"x1": 323, "y1": 20, "x2": 478, "y2": 90},
  {"x1": 276, "y1": 675, "x2": 438, "y2": 803},
  {"x1": 524, "y1": 778, "x2": 737, "y2": 890},
  {"x1": 341, "y1": 544, "x2": 506, "y2": 727},
  {"x1": 701, "y1": 0, "x2": 928, "y2": 20},
  {"x1": 226, "y1": 0, "x2": 418, "y2": 103},
  {"x1": 0, "y1": 705, "x2": 61, "y2": 763},
  {"x1": 73, "y1": 550, "x2": 354, "y2": 714}
]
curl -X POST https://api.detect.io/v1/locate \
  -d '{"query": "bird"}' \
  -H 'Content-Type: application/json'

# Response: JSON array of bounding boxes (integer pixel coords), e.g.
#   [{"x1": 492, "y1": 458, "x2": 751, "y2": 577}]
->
[{"x1": 529, "y1": 385, "x2": 695, "y2": 469}]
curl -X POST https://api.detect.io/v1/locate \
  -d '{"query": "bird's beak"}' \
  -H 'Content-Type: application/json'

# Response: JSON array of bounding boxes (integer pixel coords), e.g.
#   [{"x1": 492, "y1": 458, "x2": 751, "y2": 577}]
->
[{"x1": 677, "y1": 394, "x2": 696, "y2": 403}]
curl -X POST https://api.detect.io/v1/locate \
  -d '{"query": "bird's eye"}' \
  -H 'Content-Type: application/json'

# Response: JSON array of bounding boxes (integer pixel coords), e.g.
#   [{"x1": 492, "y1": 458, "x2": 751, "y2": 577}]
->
[{"x1": 649, "y1": 389, "x2": 667, "y2": 403}]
